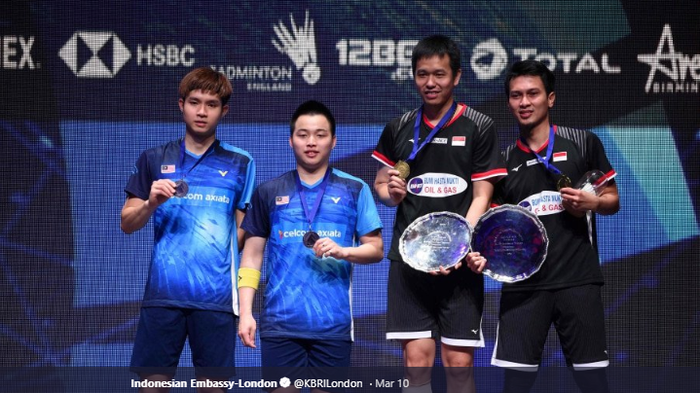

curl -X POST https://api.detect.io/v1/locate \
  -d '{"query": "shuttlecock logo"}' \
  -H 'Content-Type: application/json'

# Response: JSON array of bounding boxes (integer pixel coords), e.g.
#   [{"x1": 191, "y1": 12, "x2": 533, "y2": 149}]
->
[{"x1": 272, "y1": 10, "x2": 320, "y2": 85}]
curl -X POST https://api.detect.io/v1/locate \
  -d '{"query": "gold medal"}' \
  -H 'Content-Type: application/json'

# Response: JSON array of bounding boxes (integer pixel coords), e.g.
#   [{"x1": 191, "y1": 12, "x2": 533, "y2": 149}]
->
[
  {"x1": 557, "y1": 174, "x2": 572, "y2": 191},
  {"x1": 394, "y1": 160, "x2": 410, "y2": 180}
]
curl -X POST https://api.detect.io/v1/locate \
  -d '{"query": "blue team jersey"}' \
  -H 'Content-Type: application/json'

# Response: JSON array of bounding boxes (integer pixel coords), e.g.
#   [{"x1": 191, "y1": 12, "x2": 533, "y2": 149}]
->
[
  {"x1": 241, "y1": 168, "x2": 382, "y2": 340},
  {"x1": 125, "y1": 139, "x2": 255, "y2": 314}
]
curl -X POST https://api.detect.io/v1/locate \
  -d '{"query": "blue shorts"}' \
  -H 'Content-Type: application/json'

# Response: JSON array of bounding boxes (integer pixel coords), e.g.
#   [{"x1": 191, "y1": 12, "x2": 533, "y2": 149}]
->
[
  {"x1": 130, "y1": 307, "x2": 236, "y2": 378},
  {"x1": 261, "y1": 337, "x2": 351, "y2": 391}
]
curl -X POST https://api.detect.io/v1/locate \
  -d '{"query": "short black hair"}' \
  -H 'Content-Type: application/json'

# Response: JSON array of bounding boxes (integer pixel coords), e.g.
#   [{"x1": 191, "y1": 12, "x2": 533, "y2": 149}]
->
[
  {"x1": 411, "y1": 35, "x2": 461, "y2": 76},
  {"x1": 290, "y1": 100, "x2": 336, "y2": 136},
  {"x1": 504, "y1": 60, "x2": 555, "y2": 96}
]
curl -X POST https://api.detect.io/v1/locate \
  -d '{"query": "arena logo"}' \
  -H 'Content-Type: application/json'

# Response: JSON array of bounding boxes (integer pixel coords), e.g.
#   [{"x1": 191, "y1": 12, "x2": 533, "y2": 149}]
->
[
  {"x1": 637, "y1": 24, "x2": 699, "y2": 94},
  {"x1": 0, "y1": 35, "x2": 37, "y2": 70},
  {"x1": 59, "y1": 31, "x2": 196, "y2": 78},
  {"x1": 470, "y1": 38, "x2": 621, "y2": 80},
  {"x1": 211, "y1": 10, "x2": 317, "y2": 92}
]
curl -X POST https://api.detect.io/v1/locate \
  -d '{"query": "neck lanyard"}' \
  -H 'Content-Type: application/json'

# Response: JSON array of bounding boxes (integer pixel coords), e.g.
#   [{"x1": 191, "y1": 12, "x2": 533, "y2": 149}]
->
[
  {"x1": 520, "y1": 125, "x2": 562, "y2": 176},
  {"x1": 178, "y1": 138, "x2": 219, "y2": 180},
  {"x1": 406, "y1": 101, "x2": 457, "y2": 162},
  {"x1": 294, "y1": 168, "x2": 331, "y2": 230}
]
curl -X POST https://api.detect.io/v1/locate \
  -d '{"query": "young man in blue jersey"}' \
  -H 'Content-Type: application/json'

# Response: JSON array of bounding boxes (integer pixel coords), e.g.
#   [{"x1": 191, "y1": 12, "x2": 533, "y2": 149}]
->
[
  {"x1": 122, "y1": 67, "x2": 255, "y2": 393},
  {"x1": 237, "y1": 100, "x2": 383, "y2": 392},
  {"x1": 468, "y1": 60, "x2": 619, "y2": 393},
  {"x1": 373, "y1": 35, "x2": 506, "y2": 393}
]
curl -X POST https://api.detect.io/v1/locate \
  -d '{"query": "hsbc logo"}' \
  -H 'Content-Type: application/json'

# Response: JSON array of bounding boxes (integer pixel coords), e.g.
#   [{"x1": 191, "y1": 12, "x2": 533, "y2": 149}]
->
[
  {"x1": 59, "y1": 31, "x2": 130, "y2": 78},
  {"x1": 59, "y1": 31, "x2": 197, "y2": 78}
]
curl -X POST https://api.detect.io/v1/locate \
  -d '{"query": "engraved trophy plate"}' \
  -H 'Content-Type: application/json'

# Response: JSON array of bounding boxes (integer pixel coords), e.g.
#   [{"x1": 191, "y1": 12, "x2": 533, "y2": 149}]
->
[
  {"x1": 472, "y1": 204, "x2": 548, "y2": 283},
  {"x1": 399, "y1": 211, "x2": 473, "y2": 273}
]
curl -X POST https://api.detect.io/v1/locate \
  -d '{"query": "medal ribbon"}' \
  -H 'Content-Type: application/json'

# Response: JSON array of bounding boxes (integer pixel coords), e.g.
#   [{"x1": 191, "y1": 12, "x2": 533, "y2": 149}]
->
[
  {"x1": 294, "y1": 168, "x2": 331, "y2": 230},
  {"x1": 406, "y1": 101, "x2": 458, "y2": 162},
  {"x1": 178, "y1": 138, "x2": 219, "y2": 180},
  {"x1": 520, "y1": 125, "x2": 562, "y2": 176}
]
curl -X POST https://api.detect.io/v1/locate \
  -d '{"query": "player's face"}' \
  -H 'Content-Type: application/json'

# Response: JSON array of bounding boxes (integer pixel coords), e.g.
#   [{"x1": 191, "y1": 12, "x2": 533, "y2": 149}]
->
[
  {"x1": 507, "y1": 75, "x2": 555, "y2": 130},
  {"x1": 179, "y1": 89, "x2": 229, "y2": 138},
  {"x1": 290, "y1": 114, "x2": 336, "y2": 173},
  {"x1": 414, "y1": 54, "x2": 461, "y2": 112}
]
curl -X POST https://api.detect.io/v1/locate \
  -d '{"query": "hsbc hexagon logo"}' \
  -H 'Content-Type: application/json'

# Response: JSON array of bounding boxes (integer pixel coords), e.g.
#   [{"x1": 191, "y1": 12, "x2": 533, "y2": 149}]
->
[{"x1": 59, "y1": 31, "x2": 131, "y2": 78}]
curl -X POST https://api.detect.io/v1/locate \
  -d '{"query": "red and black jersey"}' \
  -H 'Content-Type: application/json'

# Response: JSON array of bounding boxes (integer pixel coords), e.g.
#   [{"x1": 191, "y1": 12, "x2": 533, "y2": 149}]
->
[
  {"x1": 494, "y1": 125, "x2": 617, "y2": 291},
  {"x1": 373, "y1": 103, "x2": 507, "y2": 262}
]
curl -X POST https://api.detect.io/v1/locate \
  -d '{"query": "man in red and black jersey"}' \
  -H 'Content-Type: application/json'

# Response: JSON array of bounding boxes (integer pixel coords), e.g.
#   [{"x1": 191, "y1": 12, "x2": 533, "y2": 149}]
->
[
  {"x1": 469, "y1": 60, "x2": 620, "y2": 393},
  {"x1": 373, "y1": 35, "x2": 506, "y2": 393}
]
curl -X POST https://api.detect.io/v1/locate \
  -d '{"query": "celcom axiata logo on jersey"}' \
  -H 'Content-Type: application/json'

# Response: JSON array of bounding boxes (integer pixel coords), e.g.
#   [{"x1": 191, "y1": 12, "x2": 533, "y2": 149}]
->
[
  {"x1": 637, "y1": 24, "x2": 699, "y2": 94},
  {"x1": 278, "y1": 228, "x2": 341, "y2": 240},
  {"x1": 59, "y1": 31, "x2": 131, "y2": 78},
  {"x1": 272, "y1": 10, "x2": 320, "y2": 85}
]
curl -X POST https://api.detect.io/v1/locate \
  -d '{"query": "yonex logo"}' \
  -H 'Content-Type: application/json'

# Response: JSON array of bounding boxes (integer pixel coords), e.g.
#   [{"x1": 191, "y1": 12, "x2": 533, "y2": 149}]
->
[{"x1": 59, "y1": 31, "x2": 131, "y2": 78}]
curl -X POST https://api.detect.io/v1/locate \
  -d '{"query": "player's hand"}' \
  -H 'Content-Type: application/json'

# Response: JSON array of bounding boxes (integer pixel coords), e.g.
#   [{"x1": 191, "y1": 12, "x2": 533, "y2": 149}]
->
[
  {"x1": 430, "y1": 261, "x2": 462, "y2": 276},
  {"x1": 314, "y1": 238, "x2": 345, "y2": 259},
  {"x1": 465, "y1": 252, "x2": 487, "y2": 274},
  {"x1": 149, "y1": 179, "x2": 177, "y2": 207},
  {"x1": 386, "y1": 169, "x2": 408, "y2": 205},
  {"x1": 237, "y1": 314, "x2": 257, "y2": 348},
  {"x1": 560, "y1": 187, "x2": 597, "y2": 216}
]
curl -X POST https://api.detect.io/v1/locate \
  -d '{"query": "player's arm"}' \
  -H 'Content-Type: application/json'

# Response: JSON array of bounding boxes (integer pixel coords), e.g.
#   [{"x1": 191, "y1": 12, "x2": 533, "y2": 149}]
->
[
  {"x1": 438, "y1": 179, "x2": 494, "y2": 276},
  {"x1": 465, "y1": 179, "x2": 495, "y2": 227},
  {"x1": 120, "y1": 179, "x2": 177, "y2": 234},
  {"x1": 237, "y1": 234, "x2": 266, "y2": 348},
  {"x1": 560, "y1": 179, "x2": 620, "y2": 216},
  {"x1": 313, "y1": 230, "x2": 383, "y2": 264},
  {"x1": 374, "y1": 165, "x2": 406, "y2": 207},
  {"x1": 235, "y1": 209, "x2": 246, "y2": 250}
]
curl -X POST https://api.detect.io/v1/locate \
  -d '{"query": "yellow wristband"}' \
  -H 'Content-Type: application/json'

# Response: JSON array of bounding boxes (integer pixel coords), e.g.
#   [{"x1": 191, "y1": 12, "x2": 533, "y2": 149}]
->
[{"x1": 238, "y1": 267, "x2": 261, "y2": 290}]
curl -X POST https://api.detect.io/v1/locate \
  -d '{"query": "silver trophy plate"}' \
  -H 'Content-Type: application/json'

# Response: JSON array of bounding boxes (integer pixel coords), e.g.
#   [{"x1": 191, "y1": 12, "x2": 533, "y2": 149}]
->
[
  {"x1": 399, "y1": 211, "x2": 473, "y2": 273},
  {"x1": 472, "y1": 204, "x2": 548, "y2": 283}
]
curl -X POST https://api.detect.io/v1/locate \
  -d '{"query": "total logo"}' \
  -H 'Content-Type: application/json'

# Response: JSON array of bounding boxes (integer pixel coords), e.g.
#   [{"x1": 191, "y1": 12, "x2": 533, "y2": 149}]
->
[
  {"x1": 470, "y1": 38, "x2": 621, "y2": 80},
  {"x1": 59, "y1": 31, "x2": 195, "y2": 78},
  {"x1": 0, "y1": 35, "x2": 37, "y2": 70},
  {"x1": 637, "y1": 24, "x2": 698, "y2": 94},
  {"x1": 212, "y1": 10, "x2": 318, "y2": 92}
]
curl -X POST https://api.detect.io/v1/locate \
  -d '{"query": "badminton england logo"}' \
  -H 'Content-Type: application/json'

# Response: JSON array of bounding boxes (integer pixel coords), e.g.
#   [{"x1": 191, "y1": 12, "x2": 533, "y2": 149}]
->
[{"x1": 272, "y1": 10, "x2": 321, "y2": 85}]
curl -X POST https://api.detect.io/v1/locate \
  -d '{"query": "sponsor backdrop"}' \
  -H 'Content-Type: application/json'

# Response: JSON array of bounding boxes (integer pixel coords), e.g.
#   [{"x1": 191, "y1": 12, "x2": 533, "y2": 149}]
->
[{"x1": 1, "y1": 0, "x2": 698, "y2": 380}]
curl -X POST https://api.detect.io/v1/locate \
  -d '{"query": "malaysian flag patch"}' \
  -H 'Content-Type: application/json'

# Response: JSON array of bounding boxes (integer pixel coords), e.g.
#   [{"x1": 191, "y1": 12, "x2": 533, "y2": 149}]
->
[
  {"x1": 452, "y1": 136, "x2": 466, "y2": 146},
  {"x1": 553, "y1": 152, "x2": 568, "y2": 162},
  {"x1": 275, "y1": 195, "x2": 290, "y2": 205},
  {"x1": 161, "y1": 164, "x2": 176, "y2": 173}
]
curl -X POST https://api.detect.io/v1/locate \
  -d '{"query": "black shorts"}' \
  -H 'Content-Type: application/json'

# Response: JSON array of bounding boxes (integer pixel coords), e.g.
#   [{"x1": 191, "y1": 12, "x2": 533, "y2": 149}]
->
[
  {"x1": 386, "y1": 259, "x2": 484, "y2": 347},
  {"x1": 130, "y1": 307, "x2": 236, "y2": 378},
  {"x1": 492, "y1": 284, "x2": 609, "y2": 370}
]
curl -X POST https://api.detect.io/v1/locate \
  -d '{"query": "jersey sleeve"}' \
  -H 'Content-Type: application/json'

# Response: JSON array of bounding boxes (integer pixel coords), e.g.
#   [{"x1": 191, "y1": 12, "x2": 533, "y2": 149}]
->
[
  {"x1": 372, "y1": 120, "x2": 399, "y2": 167},
  {"x1": 355, "y1": 182, "x2": 383, "y2": 237},
  {"x1": 124, "y1": 149, "x2": 154, "y2": 200},
  {"x1": 470, "y1": 114, "x2": 507, "y2": 182},
  {"x1": 586, "y1": 132, "x2": 617, "y2": 182},
  {"x1": 240, "y1": 186, "x2": 270, "y2": 238},
  {"x1": 237, "y1": 157, "x2": 256, "y2": 211}
]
